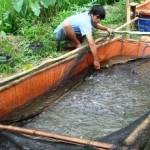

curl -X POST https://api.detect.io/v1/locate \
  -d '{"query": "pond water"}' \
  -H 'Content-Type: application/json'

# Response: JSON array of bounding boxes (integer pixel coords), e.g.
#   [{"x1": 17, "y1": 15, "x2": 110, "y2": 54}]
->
[{"x1": 24, "y1": 59, "x2": 150, "y2": 140}]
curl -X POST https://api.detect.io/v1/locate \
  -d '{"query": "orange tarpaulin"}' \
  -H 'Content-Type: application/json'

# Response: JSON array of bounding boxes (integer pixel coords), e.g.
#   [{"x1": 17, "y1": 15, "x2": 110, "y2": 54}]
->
[{"x1": 137, "y1": 0, "x2": 150, "y2": 15}]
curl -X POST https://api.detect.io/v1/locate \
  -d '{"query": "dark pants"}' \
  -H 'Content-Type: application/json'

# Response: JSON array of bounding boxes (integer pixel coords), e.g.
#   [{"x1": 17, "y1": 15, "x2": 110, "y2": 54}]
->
[{"x1": 55, "y1": 28, "x2": 85, "y2": 50}]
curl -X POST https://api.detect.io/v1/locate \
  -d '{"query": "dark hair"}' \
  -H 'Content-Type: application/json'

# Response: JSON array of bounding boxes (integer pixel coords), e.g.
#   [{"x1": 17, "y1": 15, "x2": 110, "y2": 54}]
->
[{"x1": 89, "y1": 5, "x2": 106, "y2": 20}]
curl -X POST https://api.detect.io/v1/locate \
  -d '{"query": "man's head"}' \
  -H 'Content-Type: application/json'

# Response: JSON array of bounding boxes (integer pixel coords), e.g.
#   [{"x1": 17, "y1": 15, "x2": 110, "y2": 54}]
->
[{"x1": 89, "y1": 5, "x2": 106, "y2": 24}]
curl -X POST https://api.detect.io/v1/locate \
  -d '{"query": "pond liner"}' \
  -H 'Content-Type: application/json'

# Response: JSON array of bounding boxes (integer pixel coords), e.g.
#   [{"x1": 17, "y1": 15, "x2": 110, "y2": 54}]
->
[
  {"x1": 0, "y1": 69, "x2": 92, "y2": 124},
  {"x1": 0, "y1": 125, "x2": 116, "y2": 150},
  {"x1": 0, "y1": 131, "x2": 97, "y2": 150},
  {"x1": 0, "y1": 111, "x2": 149, "y2": 150},
  {"x1": 1, "y1": 57, "x2": 150, "y2": 125},
  {"x1": 99, "y1": 111, "x2": 150, "y2": 149}
]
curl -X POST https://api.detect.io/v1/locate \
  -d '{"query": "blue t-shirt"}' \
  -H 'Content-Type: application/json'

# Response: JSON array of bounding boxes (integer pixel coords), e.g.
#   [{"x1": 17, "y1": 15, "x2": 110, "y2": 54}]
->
[{"x1": 54, "y1": 12, "x2": 93, "y2": 37}]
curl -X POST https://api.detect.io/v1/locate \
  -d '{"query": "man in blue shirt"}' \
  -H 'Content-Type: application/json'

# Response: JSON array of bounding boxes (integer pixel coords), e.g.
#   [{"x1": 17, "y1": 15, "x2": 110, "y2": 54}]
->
[{"x1": 54, "y1": 5, "x2": 110, "y2": 69}]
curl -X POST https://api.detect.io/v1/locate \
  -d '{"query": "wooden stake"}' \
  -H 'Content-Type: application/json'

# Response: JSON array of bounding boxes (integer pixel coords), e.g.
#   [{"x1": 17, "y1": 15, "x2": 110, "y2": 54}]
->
[
  {"x1": 0, "y1": 124, "x2": 116, "y2": 150},
  {"x1": 130, "y1": 2, "x2": 138, "y2": 19},
  {"x1": 126, "y1": 0, "x2": 131, "y2": 38},
  {"x1": 126, "y1": 0, "x2": 131, "y2": 23}
]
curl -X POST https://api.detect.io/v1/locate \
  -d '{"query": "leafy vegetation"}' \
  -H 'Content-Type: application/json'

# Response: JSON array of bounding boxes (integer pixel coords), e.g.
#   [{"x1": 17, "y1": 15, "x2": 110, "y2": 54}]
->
[{"x1": 103, "y1": 0, "x2": 125, "y2": 27}]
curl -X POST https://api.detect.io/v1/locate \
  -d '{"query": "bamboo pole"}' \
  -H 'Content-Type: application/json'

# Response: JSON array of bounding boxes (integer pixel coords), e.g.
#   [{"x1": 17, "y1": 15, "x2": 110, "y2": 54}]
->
[
  {"x1": 115, "y1": 17, "x2": 139, "y2": 31},
  {"x1": 96, "y1": 36, "x2": 121, "y2": 48},
  {"x1": 0, "y1": 124, "x2": 116, "y2": 150},
  {"x1": 123, "y1": 114, "x2": 150, "y2": 146},
  {"x1": 126, "y1": 0, "x2": 131, "y2": 23},
  {"x1": 113, "y1": 30, "x2": 150, "y2": 35},
  {"x1": 126, "y1": 0, "x2": 131, "y2": 38}
]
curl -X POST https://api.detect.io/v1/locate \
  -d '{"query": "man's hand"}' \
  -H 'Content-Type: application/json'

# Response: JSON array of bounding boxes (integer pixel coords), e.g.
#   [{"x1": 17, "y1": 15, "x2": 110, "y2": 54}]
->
[
  {"x1": 76, "y1": 44, "x2": 81, "y2": 48},
  {"x1": 96, "y1": 24, "x2": 112, "y2": 37},
  {"x1": 106, "y1": 28, "x2": 112, "y2": 36},
  {"x1": 94, "y1": 60, "x2": 101, "y2": 70}
]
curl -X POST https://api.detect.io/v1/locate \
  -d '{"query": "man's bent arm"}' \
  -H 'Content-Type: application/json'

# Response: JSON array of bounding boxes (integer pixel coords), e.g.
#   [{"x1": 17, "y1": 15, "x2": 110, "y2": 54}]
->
[{"x1": 95, "y1": 23, "x2": 110, "y2": 35}]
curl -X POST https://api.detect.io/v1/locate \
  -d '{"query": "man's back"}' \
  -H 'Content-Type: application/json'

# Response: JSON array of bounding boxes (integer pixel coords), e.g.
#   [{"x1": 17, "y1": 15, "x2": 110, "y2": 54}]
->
[{"x1": 54, "y1": 12, "x2": 93, "y2": 36}]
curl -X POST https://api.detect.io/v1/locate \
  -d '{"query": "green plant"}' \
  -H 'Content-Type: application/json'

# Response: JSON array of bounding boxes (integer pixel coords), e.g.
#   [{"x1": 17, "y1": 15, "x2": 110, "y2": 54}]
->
[
  {"x1": 12, "y1": 0, "x2": 55, "y2": 16},
  {"x1": 102, "y1": 0, "x2": 126, "y2": 26},
  {"x1": 0, "y1": 0, "x2": 13, "y2": 32}
]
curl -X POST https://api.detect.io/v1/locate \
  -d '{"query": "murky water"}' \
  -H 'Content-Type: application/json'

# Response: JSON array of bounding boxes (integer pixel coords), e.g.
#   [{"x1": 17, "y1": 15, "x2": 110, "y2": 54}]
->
[{"x1": 25, "y1": 59, "x2": 150, "y2": 140}]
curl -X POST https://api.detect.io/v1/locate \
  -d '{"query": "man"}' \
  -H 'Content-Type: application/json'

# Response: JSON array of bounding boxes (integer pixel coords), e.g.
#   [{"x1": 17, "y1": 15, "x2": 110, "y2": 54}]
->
[{"x1": 54, "y1": 5, "x2": 111, "y2": 69}]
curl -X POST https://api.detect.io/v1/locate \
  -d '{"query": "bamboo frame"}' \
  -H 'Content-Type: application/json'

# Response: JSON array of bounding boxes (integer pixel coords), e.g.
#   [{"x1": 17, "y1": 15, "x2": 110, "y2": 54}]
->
[
  {"x1": 123, "y1": 114, "x2": 150, "y2": 146},
  {"x1": 126, "y1": 0, "x2": 131, "y2": 38},
  {"x1": 115, "y1": 17, "x2": 139, "y2": 31},
  {"x1": 0, "y1": 124, "x2": 116, "y2": 150},
  {"x1": 126, "y1": 0, "x2": 131, "y2": 23}
]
